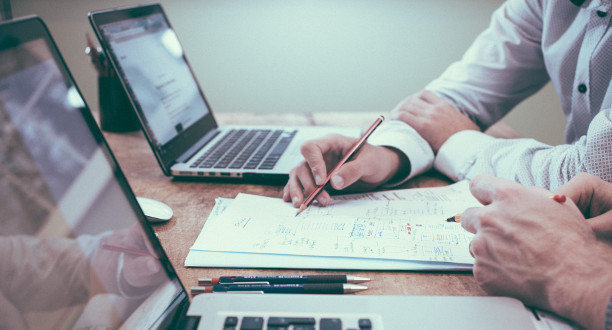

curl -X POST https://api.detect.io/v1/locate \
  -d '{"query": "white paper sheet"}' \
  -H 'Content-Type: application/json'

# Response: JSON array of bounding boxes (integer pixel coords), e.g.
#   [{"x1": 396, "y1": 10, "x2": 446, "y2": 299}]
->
[{"x1": 186, "y1": 181, "x2": 479, "y2": 270}]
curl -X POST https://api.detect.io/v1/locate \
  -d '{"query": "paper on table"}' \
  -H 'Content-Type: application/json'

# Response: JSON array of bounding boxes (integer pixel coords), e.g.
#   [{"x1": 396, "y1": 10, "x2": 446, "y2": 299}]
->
[
  {"x1": 184, "y1": 250, "x2": 474, "y2": 270},
  {"x1": 331, "y1": 180, "x2": 478, "y2": 203},
  {"x1": 187, "y1": 181, "x2": 480, "y2": 268},
  {"x1": 187, "y1": 198, "x2": 473, "y2": 270}
]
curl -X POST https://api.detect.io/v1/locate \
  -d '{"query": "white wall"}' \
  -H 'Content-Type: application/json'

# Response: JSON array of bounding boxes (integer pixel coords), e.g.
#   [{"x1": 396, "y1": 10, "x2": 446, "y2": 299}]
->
[{"x1": 13, "y1": 0, "x2": 565, "y2": 145}]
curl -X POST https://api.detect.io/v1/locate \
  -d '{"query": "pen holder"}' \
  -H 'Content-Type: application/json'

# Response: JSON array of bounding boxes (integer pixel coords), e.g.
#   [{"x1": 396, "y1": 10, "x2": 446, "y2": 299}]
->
[{"x1": 98, "y1": 75, "x2": 139, "y2": 133}]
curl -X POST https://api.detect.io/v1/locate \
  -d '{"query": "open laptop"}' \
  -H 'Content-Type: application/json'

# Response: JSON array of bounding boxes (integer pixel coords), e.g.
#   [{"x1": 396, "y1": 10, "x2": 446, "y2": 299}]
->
[
  {"x1": 0, "y1": 16, "x2": 550, "y2": 330},
  {"x1": 88, "y1": 3, "x2": 359, "y2": 182}
]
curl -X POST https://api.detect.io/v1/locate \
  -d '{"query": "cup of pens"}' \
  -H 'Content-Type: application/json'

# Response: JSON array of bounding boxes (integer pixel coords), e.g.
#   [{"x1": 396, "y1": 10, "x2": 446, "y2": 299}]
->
[{"x1": 87, "y1": 34, "x2": 139, "y2": 133}]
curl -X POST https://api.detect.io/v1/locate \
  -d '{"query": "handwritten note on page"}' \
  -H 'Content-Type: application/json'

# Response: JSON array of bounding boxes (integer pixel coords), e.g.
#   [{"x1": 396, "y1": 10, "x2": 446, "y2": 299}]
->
[{"x1": 190, "y1": 181, "x2": 479, "y2": 265}]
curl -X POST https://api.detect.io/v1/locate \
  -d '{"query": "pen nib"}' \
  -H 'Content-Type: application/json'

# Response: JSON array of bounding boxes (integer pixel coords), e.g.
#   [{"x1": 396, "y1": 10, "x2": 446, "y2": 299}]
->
[
  {"x1": 346, "y1": 275, "x2": 370, "y2": 284},
  {"x1": 343, "y1": 284, "x2": 368, "y2": 294}
]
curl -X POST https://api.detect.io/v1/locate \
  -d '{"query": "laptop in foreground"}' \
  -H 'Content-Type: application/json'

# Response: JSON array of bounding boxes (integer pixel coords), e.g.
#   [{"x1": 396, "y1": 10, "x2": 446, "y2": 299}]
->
[
  {"x1": 89, "y1": 3, "x2": 360, "y2": 183},
  {"x1": 0, "y1": 16, "x2": 543, "y2": 329}
]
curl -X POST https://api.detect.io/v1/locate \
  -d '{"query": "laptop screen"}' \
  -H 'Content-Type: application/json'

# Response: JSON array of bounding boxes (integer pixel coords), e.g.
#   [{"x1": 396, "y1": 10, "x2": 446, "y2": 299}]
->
[
  {"x1": 91, "y1": 4, "x2": 219, "y2": 173},
  {"x1": 98, "y1": 12, "x2": 210, "y2": 146},
  {"x1": 0, "y1": 17, "x2": 186, "y2": 329}
]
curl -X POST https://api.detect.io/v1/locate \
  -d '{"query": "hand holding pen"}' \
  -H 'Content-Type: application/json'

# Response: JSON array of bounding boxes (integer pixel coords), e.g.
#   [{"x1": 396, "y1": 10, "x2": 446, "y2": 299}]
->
[
  {"x1": 284, "y1": 116, "x2": 399, "y2": 213},
  {"x1": 295, "y1": 116, "x2": 384, "y2": 216}
]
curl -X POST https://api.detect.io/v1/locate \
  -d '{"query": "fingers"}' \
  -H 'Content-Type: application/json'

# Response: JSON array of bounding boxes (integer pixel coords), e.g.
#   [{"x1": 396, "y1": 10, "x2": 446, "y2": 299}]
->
[
  {"x1": 467, "y1": 174, "x2": 509, "y2": 206},
  {"x1": 283, "y1": 162, "x2": 331, "y2": 207},
  {"x1": 588, "y1": 210, "x2": 612, "y2": 241},
  {"x1": 299, "y1": 134, "x2": 363, "y2": 187},
  {"x1": 554, "y1": 172, "x2": 597, "y2": 213},
  {"x1": 300, "y1": 136, "x2": 343, "y2": 186},
  {"x1": 389, "y1": 93, "x2": 430, "y2": 125},
  {"x1": 460, "y1": 206, "x2": 483, "y2": 234},
  {"x1": 282, "y1": 135, "x2": 349, "y2": 208},
  {"x1": 283, "y1": 135, "x2": 386, "y2": 208},
  {"x1": 418, "y1": 90, "x2": 446, "y2": 104},
  {"x1": 122, "y1": 256, "x2": 162, "y2": 288},
  {"x1": 555, "y1": 172, "x2": 612, "y2": 218},
  {"x1": 282, "y1": 134, "x2": 403, "y2": 208}
]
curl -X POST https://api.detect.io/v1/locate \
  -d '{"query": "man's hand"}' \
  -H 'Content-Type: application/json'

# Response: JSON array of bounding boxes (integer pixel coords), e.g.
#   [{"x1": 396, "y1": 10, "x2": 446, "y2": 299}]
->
[
  {"x1": 94, "y1": 224, "x2": 166, "y2": 298},
  {"x1": 390, "y1": 90, "x2": 479, "y2": 152},
  {"x1": 555, "y1": 172, "x2": 612, "y2": 241},
  {"x1": 461, "y1": 174, "x2": 612, "y2": 330},
  {"x1": 282, "y1": 134, "x2": 406, "y2": 207}
]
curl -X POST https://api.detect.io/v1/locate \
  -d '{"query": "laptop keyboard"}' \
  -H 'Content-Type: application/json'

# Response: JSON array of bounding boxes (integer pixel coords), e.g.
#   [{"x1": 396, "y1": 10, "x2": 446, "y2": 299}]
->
[
  {"x1": 222, "y1": 315, "x2": 375, "y2": 330},
  {"x1": 190, "y1": 129, "x2": 297, "y2": 171}
]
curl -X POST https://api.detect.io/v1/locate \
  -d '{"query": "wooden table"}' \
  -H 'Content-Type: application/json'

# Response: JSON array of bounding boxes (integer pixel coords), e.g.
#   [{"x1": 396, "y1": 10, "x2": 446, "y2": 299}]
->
[{"x1": 102, "y1": 112, "x2": 519, "y2": 298}]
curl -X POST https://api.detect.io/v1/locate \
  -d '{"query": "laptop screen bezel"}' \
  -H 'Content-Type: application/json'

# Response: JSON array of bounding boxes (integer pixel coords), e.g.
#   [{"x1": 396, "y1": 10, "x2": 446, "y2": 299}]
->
[
  {"x1": 0, "y1": 15, "x2": 192, "y2": 327},
  {"x1": 89, "y1": 3, "x2": 219, "y2": 176}
]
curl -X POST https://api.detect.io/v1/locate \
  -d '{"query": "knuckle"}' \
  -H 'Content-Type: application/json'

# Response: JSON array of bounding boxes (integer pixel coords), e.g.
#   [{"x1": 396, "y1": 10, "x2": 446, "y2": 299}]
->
[
  {"x1": 300, "y1": 142, "x2": 315, "y2": 155},
  {"x1": 477, "y1": 210, "x2": 497, "y2": 228},
  {"x1": 470, "y1": 236, "x2": 486, "y2": 257}
]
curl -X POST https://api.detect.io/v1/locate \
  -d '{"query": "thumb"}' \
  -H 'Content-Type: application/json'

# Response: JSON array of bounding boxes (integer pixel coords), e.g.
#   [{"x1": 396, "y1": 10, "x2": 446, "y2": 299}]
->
[
  {"x1": 588, "y1": 210, "x2": 612, "y2": 241},
  {"x1": 300, "y1": 135, "x2": 349, "y2": 185}
]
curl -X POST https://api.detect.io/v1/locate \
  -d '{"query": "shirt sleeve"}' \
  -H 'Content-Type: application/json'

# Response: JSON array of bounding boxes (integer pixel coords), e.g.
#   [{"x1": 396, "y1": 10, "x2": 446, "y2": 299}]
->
[
  {"x1": 434, "y1": 109, "x2": 612, "y2": 190},
  {"x1": 366, "y1": 120, "x2": 434, "y2": 186},
  {"x1": 425, "y1": 0, "x2": 550, "y2": 130}
]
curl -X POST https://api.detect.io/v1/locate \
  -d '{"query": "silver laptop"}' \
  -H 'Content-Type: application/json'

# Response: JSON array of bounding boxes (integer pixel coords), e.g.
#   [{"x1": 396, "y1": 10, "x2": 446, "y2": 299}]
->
[
  {"x1": 88, "y1": 3, "x2": 359, "y2": 183},
  {"x1": 0, "y1": 16, "x2": 547, "y2": 329}
]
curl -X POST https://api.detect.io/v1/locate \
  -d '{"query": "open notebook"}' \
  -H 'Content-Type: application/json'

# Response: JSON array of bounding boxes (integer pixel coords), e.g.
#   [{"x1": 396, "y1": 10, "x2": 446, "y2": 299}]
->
[{"x1": 0, "y1": 15, "x2": 555, "y2": 330}]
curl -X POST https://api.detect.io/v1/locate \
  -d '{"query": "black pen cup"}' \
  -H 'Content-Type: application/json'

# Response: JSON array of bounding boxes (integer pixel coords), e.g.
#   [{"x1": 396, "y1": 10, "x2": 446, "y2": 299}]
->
[{"x1": 98, "y1": 75, "x2": 139, "y2": 133}]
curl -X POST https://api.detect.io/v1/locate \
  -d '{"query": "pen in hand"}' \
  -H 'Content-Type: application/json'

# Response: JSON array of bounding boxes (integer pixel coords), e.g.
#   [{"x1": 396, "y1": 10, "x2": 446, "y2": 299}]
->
[{"x1": 296, "y1": 115, "x2": 385, "y2": 216}]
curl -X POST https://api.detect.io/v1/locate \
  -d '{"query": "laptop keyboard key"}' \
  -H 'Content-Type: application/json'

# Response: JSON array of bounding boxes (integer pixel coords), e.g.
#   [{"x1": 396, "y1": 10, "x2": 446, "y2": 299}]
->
[
  {"x1": 358, "y1": 318, "x2": 372, "y2": 329},
  {"x1": 267, "y1": 317, "x2": 316, "y2": 327},
  {"x1": 240, "y1": 316, "x2": 264, "y2": 330},
  {"x1": 223, "y1": 316, "x2": 238, "y2": 329},
  {"x1": 319, "y1": 318, "x2": 342, "y2": 330}
]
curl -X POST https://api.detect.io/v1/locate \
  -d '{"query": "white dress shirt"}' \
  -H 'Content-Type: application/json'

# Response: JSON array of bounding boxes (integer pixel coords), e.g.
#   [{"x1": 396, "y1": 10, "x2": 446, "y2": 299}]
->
[{"x1": 370, "y1": 0, "x2": 612, "y2": 190}]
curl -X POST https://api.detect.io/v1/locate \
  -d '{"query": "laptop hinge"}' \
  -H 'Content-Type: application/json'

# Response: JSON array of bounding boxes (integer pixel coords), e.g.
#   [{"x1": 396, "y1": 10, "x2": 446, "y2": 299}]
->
[{"x1": 176, "y1": 130, "x2": 220, "y2": 163}]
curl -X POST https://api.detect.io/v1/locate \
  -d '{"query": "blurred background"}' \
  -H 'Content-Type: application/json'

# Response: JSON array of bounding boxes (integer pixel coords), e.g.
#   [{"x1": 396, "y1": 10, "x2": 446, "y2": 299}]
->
[{"x1": 7, "y1": 0, "x2": 565, "y2": 144}]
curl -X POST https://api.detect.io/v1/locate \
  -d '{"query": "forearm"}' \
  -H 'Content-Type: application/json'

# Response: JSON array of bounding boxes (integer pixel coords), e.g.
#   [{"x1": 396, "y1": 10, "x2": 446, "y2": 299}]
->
[
  {"x1": 426, "y1": 0, "x2": 549, "y2": 129},
  {"x1": 435, "y1": 110, "x2": 612, "y2": 190}
]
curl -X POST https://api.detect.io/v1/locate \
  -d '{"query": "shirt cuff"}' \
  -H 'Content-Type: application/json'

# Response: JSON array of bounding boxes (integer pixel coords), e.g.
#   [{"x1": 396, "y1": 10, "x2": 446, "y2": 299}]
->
[
  {"x1": 367, "y1": 120, "x2": 434, "y2": 186},
  {"x1": 434, "y1": 130, "x2": 495, "y2": 181}
]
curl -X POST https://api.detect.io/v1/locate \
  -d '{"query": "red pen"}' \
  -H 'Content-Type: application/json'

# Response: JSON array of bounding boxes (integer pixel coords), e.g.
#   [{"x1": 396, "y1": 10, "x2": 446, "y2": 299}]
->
[{"x1": 296, "y1": 116, "x2": 385, "y2": 216}]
